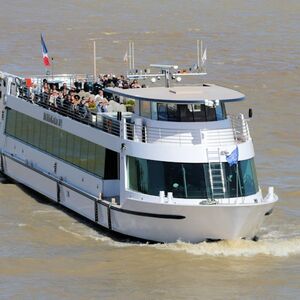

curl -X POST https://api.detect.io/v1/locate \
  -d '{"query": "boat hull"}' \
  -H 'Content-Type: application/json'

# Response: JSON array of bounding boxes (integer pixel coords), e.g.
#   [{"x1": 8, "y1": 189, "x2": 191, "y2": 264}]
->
[{"x1": 2, "y1": 154, "x2": 277, "y2": 243}]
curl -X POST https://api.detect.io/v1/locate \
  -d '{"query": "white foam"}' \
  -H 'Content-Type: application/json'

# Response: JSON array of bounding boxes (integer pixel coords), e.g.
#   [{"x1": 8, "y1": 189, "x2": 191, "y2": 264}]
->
[
  {"x1": 58, "y1": 224, "x2": 300, "y2": 257},
  {"x1": 150, "y1": 238, "x2": 300, "y2": 257},
  {"x1": 32, "y1": 210, "x2": 57, "y2": 214},
  {"x1": 58, "y1": 226, "x2": 86, "y2": 240}
]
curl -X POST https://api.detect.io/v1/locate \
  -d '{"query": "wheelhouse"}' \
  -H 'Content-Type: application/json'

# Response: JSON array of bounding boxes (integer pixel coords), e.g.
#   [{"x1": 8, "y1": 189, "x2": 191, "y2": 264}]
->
[{"x1": 105, "y1": 84, "x2": 245, "y2": 123}]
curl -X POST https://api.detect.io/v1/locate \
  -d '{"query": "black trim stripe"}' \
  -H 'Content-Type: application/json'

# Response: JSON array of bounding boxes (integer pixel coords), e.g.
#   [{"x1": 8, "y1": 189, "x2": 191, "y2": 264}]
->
[
  {"x1": 3, "y1": 153, "x2": 186, "y2": 221},
  {"x1": 57, "y1": 181, "x2": 61, "y2": 203},
  {"x1": 107, "y1": 204, "x2": 112, "y2": 230},
  {"x1": 110, "y1": 206, "x2": 185, "y2": 219},
  {"x1": 94, "y1": 200, "x2": 98, "y2": 222}
]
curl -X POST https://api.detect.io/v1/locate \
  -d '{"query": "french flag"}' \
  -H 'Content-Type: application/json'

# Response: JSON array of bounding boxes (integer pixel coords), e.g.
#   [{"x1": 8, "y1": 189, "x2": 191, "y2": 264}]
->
[{"x1": 41, "y1": 34, "x2": 50, "y2": 67}]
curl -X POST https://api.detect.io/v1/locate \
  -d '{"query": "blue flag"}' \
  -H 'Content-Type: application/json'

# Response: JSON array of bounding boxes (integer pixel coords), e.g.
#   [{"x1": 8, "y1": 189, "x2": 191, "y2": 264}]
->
[{"x1": 226, "y1": 146, "x2": 239, "y2": 166}]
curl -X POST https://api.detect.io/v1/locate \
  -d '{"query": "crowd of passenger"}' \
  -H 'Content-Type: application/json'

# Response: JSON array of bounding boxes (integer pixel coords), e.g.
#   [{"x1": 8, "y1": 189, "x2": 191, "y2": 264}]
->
[{"x1": 23, "y1": 74, "x2": 144, "y2": 119}]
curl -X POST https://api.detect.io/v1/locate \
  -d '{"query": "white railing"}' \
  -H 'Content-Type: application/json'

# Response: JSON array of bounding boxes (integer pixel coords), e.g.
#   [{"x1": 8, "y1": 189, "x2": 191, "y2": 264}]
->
[{"x1": 125, "y1": 115, "x2": 251, "y2": 146}]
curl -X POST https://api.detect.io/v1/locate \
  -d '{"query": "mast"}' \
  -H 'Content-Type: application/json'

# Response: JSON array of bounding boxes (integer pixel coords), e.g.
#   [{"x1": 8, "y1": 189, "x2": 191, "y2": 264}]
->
[{"x1": 93, "y1": 40, "x2": 97, "y2": 81}]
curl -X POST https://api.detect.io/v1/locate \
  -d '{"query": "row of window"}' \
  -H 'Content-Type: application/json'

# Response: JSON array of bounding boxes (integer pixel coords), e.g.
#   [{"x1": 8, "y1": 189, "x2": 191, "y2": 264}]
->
[
  {"x1": 138, "y1": 101, "x2": 227, "y2": 122},
  {"x1": 5, "y1": 109, "x2": 119, "y2": 179},
  {"x1": 127, "y1": 156, "x2": 259, "y2": 199}
]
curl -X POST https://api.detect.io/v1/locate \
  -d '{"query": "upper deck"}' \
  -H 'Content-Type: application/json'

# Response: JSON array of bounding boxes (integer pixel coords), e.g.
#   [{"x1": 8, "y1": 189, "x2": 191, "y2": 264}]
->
[{"x1": 0, "y1": 72, "x2": 251, "y2": 147}]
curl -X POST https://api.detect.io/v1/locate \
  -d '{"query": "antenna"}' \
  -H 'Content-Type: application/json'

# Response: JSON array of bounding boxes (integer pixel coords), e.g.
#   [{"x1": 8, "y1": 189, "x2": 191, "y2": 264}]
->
[
  {"x1": 93, "y1": 40, "x2": 97, "y2": 81},
  {"x1": 197, "y1": 40, "x2": 200, "y2": 68},
  {"x1": 126, "y1": 40, "x2": 207, "y2": 86}
]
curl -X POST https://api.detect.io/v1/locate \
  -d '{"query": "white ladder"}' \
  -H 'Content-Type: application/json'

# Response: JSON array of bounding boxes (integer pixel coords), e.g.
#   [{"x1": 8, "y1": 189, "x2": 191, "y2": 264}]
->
[{"x1": 206, "y1": 148, "x2": 225, "y2": 200}]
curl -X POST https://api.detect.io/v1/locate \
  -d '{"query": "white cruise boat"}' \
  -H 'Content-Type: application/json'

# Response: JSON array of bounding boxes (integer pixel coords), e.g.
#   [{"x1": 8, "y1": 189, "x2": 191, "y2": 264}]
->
[{"x1": 0, "y1": 65, "x2": 278, "y2": 243}]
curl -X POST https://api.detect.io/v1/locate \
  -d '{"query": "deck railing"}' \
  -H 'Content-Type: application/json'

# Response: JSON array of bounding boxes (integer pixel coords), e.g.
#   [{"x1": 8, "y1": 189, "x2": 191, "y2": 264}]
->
[
  {"x1": 125, "y1": 115, "x2": 250, "y2": 146},
  {"x1": 15, "y1": 87, "x2": 121, "y2": 136}
]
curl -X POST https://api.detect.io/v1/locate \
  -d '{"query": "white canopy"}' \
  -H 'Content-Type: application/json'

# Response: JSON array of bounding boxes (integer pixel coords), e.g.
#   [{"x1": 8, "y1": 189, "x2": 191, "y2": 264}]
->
[{"x1": 105, "y1": 84, "x2": 245, "y2": 103}]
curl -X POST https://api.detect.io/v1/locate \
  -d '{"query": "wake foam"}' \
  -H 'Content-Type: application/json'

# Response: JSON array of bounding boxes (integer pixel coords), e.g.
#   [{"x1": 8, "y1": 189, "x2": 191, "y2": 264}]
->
[
  {"x1": 150, "y1": 238, "x2": 300, "y2": 257},
  {"x1": 57, "y1": 224, "x2": 300, "y2": 257}
]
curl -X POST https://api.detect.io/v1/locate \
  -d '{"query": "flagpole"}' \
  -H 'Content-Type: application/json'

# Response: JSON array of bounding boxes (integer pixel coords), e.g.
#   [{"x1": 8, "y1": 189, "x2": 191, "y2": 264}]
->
[
  {"x1": 128, "y1": 41, "x2": 132, "y2": 72},
  {"x1": 197, "y1": 40, "x2": 200, "y2": 68},
  {"x1": 236, "y1": 163, "x2": 239, "y2": 198},
  {"x1": 93, "y1": 40, "x2": 97, "y2": 81},
  {"x1": 132, "y1": 41, "x2": 135, "y2": 71},
  {"x1": 200, "y1": 40, "x2": 203, "y2": 64},
  {"x1": 51, "y1": 57, "x2": 54, "y2": 79}
]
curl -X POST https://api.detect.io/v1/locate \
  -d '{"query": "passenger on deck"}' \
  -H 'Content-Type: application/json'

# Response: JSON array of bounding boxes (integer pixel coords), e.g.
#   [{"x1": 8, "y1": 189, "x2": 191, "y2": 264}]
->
[
  {"x1": 77, "y1": 98, "x2": 89, "y2": 118},
  {"x1": 85, "y1": 96, "x2": 96, "y2": 109},
  {"x1": 95, "y1": 90, "x2": 107, "y2": 106},
  {"x1": 63, "y1": 94, "x2": 72, "y2": 114},
  {"x1": 130, "y1": 79, "x2": 141, "y2": 88},
  {"x1": 97, "y1": 98, "x2": 109, "y2": 113},
  {"x1": 42, "y1": 80, "x2": 50, "y2": 94},
  {"x1": 72, "y1": 94, "x2": 81, "y2": 107},
  {"x1": 60, "y1": 83, "x2": 69, "y2": 97}
]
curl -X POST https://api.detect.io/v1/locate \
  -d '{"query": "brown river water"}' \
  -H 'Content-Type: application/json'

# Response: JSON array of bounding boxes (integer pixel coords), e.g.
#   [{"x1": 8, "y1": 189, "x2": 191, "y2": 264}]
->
[{"x1": 0, "y1": 1, "x2": 300, "y2": 299}]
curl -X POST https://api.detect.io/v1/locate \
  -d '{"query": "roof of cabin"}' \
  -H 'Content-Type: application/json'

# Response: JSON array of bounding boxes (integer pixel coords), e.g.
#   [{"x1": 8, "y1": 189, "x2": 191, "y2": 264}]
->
[{"x1": 105, "y1": 84, "x2": 245, "y2": 103}]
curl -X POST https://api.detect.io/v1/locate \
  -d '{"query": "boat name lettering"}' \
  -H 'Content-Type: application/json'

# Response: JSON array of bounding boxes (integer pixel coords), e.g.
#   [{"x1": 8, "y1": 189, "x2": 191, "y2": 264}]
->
[{"x1": 43, "y1": 112, "x2": 62, "y2": 127}]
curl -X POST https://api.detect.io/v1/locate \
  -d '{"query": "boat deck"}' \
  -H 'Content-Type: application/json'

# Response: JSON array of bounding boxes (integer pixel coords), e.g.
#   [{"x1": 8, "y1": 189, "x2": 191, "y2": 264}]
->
[{"x1": 11, "y1": 85, "x2": 251, "y2": 146}]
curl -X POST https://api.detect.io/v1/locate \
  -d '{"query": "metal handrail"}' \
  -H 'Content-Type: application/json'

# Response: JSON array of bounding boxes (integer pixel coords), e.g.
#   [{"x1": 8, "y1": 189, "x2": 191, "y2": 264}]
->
[{"x1": 125, "y1": 118, "x2": 250, "y2": 145}]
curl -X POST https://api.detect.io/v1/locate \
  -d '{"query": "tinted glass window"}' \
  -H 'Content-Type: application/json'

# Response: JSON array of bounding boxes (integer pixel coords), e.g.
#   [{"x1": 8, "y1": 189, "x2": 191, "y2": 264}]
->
[
  {"x1": 5, "y1": 109, "x2": 16, "y2": 136},
  {"x1": 128, "y1": 156, "x2": 211, "y2": 199},
  {"x1": 128, "y1": 157, "x2": 258, "y2": 199},
  {"x1": 52, "y1": 126, "x2": 61, "y2": 157},
  {"x1": 157, "y1": 103, "x2": 167, "y2": 120},
  {"x1": 46, "y1": 125, "x2": 54, "y2": 154},
  {"x1": 5, "y1": 109, "x2": 119, "y2": 179},
  {"x1": 27, "y1": 117, "x2": 35, "y2": 146},
  {"x1": 95, "y1": 145, "x2": 106, "y2": 177},
  {"x1": 39, "y1": 122, "x2": 47, "y2": 151},
  {"x1": 156, "y1": 103, "x2": 225, "y2": 122},
  {"x1": 140, "y1": 101, "x2": 151, "y2": 118},
  {"x1": 15, "y1": 111, "x2": 23, "y2": 140},
  {"x1": 87, "y1": 141, "x2": 96, "y2": 173},
  {"x1": 167, "y1": 104, "x2": 178, "y2": 121},
  {"x1": 193, "y1": 104, "x2": 206, "y2": 122},
  {"x1": 205, "y1": 106, "x2": 216, "y2": 121}
]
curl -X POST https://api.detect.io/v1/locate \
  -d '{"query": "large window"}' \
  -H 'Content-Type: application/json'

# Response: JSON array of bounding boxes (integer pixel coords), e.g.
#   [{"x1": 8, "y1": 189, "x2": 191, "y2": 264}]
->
[
  {"x1": 5, "y1": 109, "x2": 118, "y2": 179},
  {"x1": 157, "y1": 103, "x2": 226, "y2": 122},
  {"x1": 140, "y1": 101, "x2": 151, "y2": 118},
  {"x1": 127, "y1": 156, "x2": 258, "y2": 199}
]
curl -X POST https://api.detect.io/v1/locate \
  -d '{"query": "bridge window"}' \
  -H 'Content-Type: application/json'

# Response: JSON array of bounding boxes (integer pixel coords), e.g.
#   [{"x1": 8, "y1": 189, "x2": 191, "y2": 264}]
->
[
  {"x1": 127, "y1": 156, "x2": 258, "y2": 198},
  {"x1": 140, "y1": 100, "x2": 151, "y2": 118},
  {"x1": 156, "y1": 102, "x2": 226, "y2": 122}
]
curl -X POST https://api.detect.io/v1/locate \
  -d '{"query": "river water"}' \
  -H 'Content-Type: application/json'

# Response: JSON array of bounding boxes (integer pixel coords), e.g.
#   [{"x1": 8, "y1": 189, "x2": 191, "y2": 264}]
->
[{"x1": 0, "y1": 1, "x2": 300, "y2": 299}]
